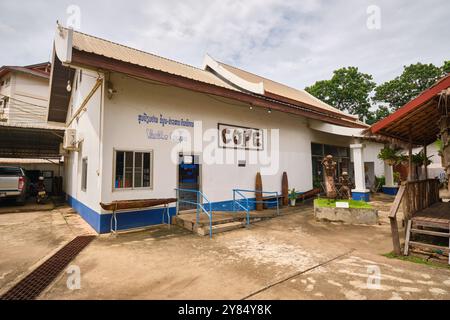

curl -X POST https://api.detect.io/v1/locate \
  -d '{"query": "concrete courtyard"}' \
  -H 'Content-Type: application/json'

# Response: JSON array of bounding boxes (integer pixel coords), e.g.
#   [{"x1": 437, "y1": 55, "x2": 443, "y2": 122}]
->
[{"x1": 1, "y1": 197, "x2": 450, "y2": 300}]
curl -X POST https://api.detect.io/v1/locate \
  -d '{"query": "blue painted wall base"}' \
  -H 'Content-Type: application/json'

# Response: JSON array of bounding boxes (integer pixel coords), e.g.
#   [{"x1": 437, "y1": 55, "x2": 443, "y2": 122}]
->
[
  {"x1": 68, "y1": 194, "x2": 283, "y2": 234},
  {"x1": 67, "y1": 195, "x2": 176, "y2": 234},
  {"x1": 382, "y1": 186, "x2": 399, "y2": 196},
  {"x1": 352, "y1": 191, "x2": 370, "y2": 202}
]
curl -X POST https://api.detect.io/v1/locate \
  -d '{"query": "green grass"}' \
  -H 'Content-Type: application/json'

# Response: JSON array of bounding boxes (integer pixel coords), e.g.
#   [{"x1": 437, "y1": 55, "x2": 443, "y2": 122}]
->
[
  {"x1": 314, "y1": 198, "x2": 372, "y2": 209},
  {"x1": 383, "y1": 252, "x2": 450, "y2": 270}
]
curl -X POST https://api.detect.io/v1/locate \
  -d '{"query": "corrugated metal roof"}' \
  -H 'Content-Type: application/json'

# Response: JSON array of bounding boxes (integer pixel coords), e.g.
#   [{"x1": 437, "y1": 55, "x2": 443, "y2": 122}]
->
[
  {"x1": 71, "y1": 30, "x2": 238, "y2": 91},
  {"x1": 217, "y1": 61, "x2": 358, "y2": 119},
  {"x1": 67, "y1": 29, "x2": 364, "y2": 127}
]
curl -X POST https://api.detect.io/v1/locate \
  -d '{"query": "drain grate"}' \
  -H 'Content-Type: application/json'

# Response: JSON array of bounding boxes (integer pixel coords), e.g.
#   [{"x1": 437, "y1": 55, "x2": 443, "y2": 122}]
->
[{"x1": 1, "y1": 235, "x2": 95, "y2": 300}]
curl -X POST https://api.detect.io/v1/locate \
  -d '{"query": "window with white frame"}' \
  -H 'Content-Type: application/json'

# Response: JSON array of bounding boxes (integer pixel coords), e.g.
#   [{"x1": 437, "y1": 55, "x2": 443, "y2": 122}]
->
[
  {"x1": 81, "y1": 157, "x2": 88, "y2": 191},
  {"x1": 114, "y1": 150, "x2": 152, "y2": 189}
]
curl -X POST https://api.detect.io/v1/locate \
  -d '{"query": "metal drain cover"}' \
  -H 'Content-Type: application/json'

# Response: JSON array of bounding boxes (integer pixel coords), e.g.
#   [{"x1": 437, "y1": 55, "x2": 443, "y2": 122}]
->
[{"x1": 1, "y1": 235, "x2": 95, "y2": 300}]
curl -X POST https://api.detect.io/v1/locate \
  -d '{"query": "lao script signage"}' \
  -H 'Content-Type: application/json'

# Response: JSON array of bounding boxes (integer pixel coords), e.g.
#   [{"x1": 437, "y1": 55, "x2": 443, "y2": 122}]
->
[{"x1": 218, "y1": 123, "x2": 263, "y2": 151}]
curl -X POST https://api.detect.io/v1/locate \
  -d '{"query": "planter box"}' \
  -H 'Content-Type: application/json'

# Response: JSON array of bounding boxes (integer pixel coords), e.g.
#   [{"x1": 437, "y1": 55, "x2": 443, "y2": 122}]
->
[{"x1": 314, "y1": 206, "x2": 378, "y2": 225}]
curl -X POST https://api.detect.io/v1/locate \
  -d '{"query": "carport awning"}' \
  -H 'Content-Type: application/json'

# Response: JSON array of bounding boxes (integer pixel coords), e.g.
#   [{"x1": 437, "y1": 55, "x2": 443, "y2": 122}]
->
[{"x1": 0, "y1": 124, "x2": 64, "y2": 159}]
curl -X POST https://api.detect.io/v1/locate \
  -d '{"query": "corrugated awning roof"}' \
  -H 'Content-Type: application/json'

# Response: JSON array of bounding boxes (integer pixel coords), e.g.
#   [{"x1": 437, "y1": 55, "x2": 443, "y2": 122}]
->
[
  {"x1": 0, "y1": 123, "x2": 64, "y2": 159},
  {"x1": 370, "y1": 74, "x2": 450, "y2": 145}
]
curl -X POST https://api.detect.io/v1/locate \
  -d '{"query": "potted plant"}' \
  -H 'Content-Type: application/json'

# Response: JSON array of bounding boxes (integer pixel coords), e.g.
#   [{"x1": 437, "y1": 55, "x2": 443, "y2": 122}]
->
[
  {"x1": 289, "y1": 188, "x2": 297, "y2": 207},
  {"x1": 411, "y1": 152, "x2": 432, "y2": 166},
  {"x1": 377, "y1": 147, "x2": 399, "y2": 166}
]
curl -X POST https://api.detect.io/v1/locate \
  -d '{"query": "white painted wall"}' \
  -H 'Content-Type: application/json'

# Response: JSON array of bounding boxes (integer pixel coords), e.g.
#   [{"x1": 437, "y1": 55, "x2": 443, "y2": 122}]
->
[
  {"x1": 64, "y1": 68, "x2": 104, "y2": 212},
  {"x1": 0, "y1": 72, "x2": 49, "y2": 126},
  {"x1": 65, "y1": 69, "x2": 387, "y2": 215},
  {"x1": 100, "y1": 73, "x2": 317, "y2": 210},
  {"x1": 362, "y1": 141, "x2": 384, "y2": 177},
  {"x1": 0, "y1": 73, "x2": 13, "y2": 122}
]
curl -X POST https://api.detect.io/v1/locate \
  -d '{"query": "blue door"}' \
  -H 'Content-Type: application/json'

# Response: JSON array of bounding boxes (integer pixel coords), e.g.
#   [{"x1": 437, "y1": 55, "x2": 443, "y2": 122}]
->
[{"x1": 178, "y1": 154, "x2": 200, "y2": 211}]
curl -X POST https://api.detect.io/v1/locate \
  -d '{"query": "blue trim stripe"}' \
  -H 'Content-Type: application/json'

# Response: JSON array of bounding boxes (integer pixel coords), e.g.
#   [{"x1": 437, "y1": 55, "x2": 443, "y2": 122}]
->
[
  {"x1": 382, "y1": 186, "x2": 399, "y2": 196},
  {"x1": 352, "y1": 192, "x2": 370, "y2": 202},
  {"x1": 67, "y1": 195, "x2": 101, "y2": 232},
  {"x1": 67, "y1": 195, "x2": 176, "y2": 234},
  {"x1": 67, "y1": 194, "x2": 282, "y2": 234}
]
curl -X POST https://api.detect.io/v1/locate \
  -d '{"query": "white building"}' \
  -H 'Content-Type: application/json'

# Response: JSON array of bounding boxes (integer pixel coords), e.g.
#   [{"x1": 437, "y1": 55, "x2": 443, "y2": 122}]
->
[
  {"x1": 0, "y1": 62, "x2": 63, "y2": 189},
  {"x1": 0, "y1": 62, "x2": 51, "y2": 126},
  {"x1": 49, "y1": 26, "x2": 386, "y2": 233}
]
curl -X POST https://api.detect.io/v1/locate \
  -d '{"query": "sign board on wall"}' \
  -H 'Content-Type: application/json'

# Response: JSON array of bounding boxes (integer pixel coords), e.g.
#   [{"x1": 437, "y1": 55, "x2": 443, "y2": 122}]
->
[{"x1": 218, "y1": 123, "x2": 263, "y2": 151}]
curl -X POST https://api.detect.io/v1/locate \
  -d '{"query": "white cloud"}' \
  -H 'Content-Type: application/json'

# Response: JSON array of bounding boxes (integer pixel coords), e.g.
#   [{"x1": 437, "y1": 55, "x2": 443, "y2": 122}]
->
[{"x1": 0, "y1": 0, "x2": 448, "y2": 89}]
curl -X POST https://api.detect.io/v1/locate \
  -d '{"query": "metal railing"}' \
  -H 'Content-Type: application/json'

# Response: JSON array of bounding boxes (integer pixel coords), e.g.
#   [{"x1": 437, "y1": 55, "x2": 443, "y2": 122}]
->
[
  {"x1": 175, "y1": 188, "x2": 213, "y2": 238},
  {"x1": 232, "y1": 189, "x2": 281, "y2": 225}
]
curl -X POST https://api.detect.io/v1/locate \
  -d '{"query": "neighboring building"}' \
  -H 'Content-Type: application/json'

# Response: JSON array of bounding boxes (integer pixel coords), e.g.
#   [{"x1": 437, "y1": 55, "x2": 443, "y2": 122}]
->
[
  {"x1": 0, "y1": 62, "x2": 63, "y2": 191},
  {"x1": 0, "y1": 62, "x2": 51, "y2": 125},
  {"x1": 49, "y1": 27, "x2": 386, "y2": 233}
]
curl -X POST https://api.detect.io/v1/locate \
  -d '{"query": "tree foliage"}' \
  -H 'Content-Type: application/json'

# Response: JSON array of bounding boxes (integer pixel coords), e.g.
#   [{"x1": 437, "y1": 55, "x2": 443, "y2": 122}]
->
[
  {"x1": 443, "y1": 60, "x2": 450, "y2": 74},
  {"x1": 305, "y1": 61, "x2": 449, "y2": 124},
  {"x1": 373, "y1": 63, "x2": 444, "y2": 111},
  {"x1": 305, "y1": 67, "x2": 376, "y2": 121}
]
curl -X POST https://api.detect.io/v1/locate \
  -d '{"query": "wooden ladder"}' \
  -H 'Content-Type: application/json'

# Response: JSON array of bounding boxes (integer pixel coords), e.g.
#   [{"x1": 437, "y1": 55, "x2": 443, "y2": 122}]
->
[{"x1": 404, "y1": 219, "x2": 450, "y2": 265}]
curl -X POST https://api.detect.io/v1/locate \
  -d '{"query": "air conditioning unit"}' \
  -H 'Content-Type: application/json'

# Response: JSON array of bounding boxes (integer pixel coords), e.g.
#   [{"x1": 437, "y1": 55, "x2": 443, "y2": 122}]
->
[{"x1": 63, "y1": 129, "x2": 77, "y2": 150}]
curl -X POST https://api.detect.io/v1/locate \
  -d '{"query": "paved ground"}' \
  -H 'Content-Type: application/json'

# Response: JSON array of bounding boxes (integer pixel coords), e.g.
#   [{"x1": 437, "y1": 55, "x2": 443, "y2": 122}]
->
[
  {"x1": 1, "y1": 195, "x2": 450, "y2": 300},
  {"x1": 0, "y1": 198, "x2": 54, "y2": 214}
]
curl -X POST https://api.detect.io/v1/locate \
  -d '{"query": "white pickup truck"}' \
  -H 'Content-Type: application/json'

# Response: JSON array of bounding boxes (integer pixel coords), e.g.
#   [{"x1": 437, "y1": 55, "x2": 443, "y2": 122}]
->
[{"x1": 0, "y1": 166, "x2": 27, "y2": 205}]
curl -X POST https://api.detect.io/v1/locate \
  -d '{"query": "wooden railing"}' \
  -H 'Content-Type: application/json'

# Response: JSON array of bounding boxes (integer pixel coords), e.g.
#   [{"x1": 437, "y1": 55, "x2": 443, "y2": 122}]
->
[
  {"x1": 402, "y1": 179, "x2": 440, "y2": 221},
  {"x1": 389, "y1": 179, "x2": 440, "y2": 255}
]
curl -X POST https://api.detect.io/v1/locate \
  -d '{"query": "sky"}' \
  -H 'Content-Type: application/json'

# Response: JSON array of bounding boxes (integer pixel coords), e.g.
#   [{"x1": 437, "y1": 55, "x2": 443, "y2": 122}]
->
[{"x1": 0, "y1": 0, "x2": 449, "y2": 89}]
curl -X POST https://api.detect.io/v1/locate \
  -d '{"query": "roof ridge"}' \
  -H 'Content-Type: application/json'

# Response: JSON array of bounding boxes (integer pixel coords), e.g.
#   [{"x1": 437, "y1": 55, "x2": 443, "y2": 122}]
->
[
  {"x1": 217, "y1": 60, "x2": 357, "y2": 118},
  {"x1": 71, "y1": 28, "x2": 207, "y2": 73}
]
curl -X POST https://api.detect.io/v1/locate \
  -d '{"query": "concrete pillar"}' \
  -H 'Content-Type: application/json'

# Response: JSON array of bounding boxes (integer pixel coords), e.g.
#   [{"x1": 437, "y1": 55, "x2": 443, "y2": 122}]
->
[
  {"x1": 382, "y1": 162, "x2": 399, "y2": 195},
  {"x1": 351, "y1": 143, "x2": 370, "y2": 201}
]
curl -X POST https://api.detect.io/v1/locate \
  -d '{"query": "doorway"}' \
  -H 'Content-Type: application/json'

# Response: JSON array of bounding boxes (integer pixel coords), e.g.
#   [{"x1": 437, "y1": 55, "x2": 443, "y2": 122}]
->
[{"x1": 178, "y1": 153, "x2": 201, "y2": 211}]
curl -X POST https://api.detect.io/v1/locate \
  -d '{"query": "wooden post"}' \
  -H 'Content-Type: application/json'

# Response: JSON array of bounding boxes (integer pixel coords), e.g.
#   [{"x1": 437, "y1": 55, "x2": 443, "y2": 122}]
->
[
  {"x1": 408, "y1": 128, "x2": 413, "y2": 181},
  {"x1": 423, "y1": 144, "x2": 428, "y2": 180},
  {"x1": 389, "y1": 184, "x2": 406, "y2": 255},
  {"x1": 282, "y1": 172, "x2": 289, "y2": 206},
  {"x1": 255, "y1": 172, "x2": 263, "y2": 211},
  {"x1": 390, "y1": 217, "x2": 402, "y2": 255}
]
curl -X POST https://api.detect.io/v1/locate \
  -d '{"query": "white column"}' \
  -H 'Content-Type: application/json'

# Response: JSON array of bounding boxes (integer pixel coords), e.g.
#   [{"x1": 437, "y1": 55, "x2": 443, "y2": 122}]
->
[
  {"x1": 384, "y1": 162, "x2": 395, "y2": 187},
  {"x1": 351, "y1": 143, "x2": 368, "y2": 193}
]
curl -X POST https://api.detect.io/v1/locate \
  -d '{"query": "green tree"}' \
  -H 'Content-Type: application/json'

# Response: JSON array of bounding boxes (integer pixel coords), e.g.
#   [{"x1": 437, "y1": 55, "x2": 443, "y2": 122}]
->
[
  {"x1": 443, "y1": 60, "x2": 450, "y2": 74},
  {"x1": 305, "y1": 67, "x2": 376, "y2": 121},
  {"x1": 373, "y1": 63, "x2": 444, "y2": 111},
  {"x1": 366, "y1": 105, "x2": 390, "y2": 125}
]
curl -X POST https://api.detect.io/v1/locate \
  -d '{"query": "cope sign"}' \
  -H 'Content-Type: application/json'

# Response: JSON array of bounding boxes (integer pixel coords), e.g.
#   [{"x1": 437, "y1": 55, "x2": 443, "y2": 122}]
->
[{"x1": 218, "y1": 123, "x2": 263, "y2": 151}]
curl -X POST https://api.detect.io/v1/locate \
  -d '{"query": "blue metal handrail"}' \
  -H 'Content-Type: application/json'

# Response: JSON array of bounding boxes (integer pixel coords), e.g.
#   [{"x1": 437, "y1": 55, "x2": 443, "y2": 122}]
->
[
  {"x1": 233, "y1": 189, "x2": 280, "y2": 220},
  {"x1": 175, "y1": 188, "x2": 213, "y2": 238}
]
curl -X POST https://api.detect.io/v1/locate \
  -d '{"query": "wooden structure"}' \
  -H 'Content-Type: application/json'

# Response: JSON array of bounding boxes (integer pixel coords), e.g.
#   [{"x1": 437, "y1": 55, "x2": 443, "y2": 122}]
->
[
  {"x1": 371, "y1": 75, "x2": 450, "y2": 261},
  {"x1": 100, "y1": 198, "x2": 177, "y2": 234},
  {"x1": 100, "y1": 198, "x2": 177, "y2": 211},
  {"x1": 389, "y1": 180, "x2": 441, "y2": 255},
  {"x1": 255, "y1": 172, "x2": 263, "y2": 211},
  {"x1": 282, "y1": 172, "x2": 289, "y2": 206},
  {"x1": 322, "y1": 155, "x2": 337, "y2": 199}
]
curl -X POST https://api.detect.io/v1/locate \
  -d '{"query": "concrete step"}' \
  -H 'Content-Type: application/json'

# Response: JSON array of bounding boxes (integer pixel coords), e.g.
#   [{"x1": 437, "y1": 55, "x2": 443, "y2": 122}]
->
[{"x1": 196, "y1": 221, "x2": 245, "y2": 236}]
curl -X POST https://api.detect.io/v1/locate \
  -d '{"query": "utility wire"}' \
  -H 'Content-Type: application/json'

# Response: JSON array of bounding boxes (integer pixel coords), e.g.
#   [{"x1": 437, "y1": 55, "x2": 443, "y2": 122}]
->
[{"x1": 0, "y1": 93, "x2": 47, "y2": 109}]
